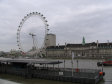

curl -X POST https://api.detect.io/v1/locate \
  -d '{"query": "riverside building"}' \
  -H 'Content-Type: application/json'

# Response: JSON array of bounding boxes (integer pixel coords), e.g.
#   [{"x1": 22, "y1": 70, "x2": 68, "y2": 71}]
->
[{"x1": 46, "y1": 36, "x2": 112, "y2": 58}]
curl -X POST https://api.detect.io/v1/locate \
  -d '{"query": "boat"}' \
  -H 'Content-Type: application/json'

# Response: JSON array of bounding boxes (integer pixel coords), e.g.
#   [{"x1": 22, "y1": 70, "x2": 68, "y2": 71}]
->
[{"x1": 97, "y1": 59, "x2": 112, "y2": 66}]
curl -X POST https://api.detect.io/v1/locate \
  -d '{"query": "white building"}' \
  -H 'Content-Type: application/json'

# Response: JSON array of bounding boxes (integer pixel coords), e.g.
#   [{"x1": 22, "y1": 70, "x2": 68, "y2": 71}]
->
[{"x1": 45, "y1": 33, "x2": 56, "y2": 47}]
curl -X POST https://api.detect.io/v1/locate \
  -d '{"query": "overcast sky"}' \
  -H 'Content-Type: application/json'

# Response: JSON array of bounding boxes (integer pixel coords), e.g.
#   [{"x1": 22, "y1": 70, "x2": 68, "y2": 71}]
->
[{"x1": 0, "y1": 0, "x2": 112, "y2": 51}]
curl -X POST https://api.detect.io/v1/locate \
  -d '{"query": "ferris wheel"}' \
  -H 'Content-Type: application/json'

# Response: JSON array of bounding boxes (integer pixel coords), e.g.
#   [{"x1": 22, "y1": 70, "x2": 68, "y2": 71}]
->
[{"x1": 17, "y1": 12, "x2": 49, "y2": 55}]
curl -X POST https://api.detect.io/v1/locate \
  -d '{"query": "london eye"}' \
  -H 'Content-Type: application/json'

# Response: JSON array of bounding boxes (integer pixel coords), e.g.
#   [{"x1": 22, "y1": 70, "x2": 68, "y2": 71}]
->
[{"x1": 17, "y1": 12, "x2": 49, "y2": 56}]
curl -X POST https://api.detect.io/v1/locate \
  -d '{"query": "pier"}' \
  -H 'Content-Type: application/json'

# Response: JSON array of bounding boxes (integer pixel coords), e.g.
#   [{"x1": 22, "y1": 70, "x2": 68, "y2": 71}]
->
[{"x1": 0, "y1": 59, "x2": 104, "y2": 84}]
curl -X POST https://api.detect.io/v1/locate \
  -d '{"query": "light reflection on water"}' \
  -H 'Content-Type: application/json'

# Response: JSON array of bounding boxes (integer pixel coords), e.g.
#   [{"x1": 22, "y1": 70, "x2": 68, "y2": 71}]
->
[
  {"x1": 0, "y1": 79, "x2": 21, "y2": 84},
  {"x1": 0, "y1": 59, "x2": 112, "y2": 84}
]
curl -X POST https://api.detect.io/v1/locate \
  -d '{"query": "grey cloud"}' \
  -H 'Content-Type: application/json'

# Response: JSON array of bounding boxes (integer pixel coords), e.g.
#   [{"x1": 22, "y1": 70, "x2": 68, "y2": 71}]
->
[
  {"x1": 0, "y1": 0, "x2": 112, "y2": 51},
  {"x1": 51, "y1": 5, "x2": 112, "y2": 44}
]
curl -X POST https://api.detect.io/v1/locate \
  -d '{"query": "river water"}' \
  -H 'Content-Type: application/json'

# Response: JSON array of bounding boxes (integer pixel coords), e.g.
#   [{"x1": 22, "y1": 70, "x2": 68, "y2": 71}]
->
[{"x1": 0, "y1": 59, "x2": 112, "y2": 84}]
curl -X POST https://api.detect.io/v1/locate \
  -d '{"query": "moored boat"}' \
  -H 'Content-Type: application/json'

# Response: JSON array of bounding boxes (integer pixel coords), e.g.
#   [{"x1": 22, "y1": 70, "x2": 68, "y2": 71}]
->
[{"x1": 97, "y1": 59, "x2": 112, "y2": 66}]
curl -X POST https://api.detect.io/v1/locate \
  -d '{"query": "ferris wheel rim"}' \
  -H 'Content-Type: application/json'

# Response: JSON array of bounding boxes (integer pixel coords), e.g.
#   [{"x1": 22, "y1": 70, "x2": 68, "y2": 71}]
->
[{"x1": 17, "y1": 12, "x2": 49, "y2": 53}]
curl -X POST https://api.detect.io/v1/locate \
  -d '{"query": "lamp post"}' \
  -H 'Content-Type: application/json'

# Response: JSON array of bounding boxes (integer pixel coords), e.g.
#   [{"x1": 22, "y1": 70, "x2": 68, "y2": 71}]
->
[
  {"x1": 58, "y1": 43, "x2": 59, "y2": 69},
  {"x1": 64, "y1": 43, "x2": 67, "y2": 71},
  {"x1": 71, "y1": 51, "x2": 74, "y2": 76},
  {"x1": 101, "y1": 56, "x2": 104, "y2": 72}
]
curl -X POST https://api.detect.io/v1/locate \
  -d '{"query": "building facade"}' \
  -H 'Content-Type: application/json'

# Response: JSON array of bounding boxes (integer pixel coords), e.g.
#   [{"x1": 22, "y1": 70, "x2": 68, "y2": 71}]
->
[{"x1": 46, "y1": 42, "x2": 112, "y2": 59}]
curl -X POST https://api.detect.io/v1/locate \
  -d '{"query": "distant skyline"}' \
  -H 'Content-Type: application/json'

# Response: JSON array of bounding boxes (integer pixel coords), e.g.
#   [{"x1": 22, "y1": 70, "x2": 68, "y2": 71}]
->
[{"x1": 0, "y1": 0, "x2": 112, "y2": 51}]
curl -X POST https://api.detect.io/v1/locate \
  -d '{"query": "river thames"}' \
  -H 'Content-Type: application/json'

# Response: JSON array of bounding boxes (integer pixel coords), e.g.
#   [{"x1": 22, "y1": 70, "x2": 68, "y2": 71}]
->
[{"x1": 0, "y1": 59, "x2": 112, "y2": 84}]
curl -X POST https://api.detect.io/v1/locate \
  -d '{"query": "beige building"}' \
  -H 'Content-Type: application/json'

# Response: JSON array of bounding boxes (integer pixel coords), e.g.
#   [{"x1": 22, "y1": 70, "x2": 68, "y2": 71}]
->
[
  {"x1": 45, "y1": 34, "x2": 56, "y2": 47},
  {"x1": 46, "y1": 42, "x2": 112, "y2": 59}
]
